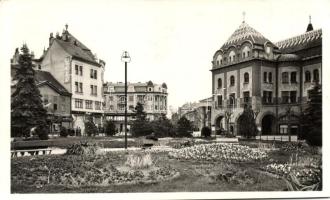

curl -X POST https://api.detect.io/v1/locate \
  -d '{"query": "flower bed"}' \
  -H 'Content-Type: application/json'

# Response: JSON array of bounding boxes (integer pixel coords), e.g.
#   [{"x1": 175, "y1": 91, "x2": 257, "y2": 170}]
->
[
  {"x1": 263, "y1": 163, "x2": 320, "y2": 185},
  {"x1": 11, "y1": 153, "x2": 179, "y2": 189},
  {"x1": 168, "y1": 143, "x2": 268, "y2": 162}
]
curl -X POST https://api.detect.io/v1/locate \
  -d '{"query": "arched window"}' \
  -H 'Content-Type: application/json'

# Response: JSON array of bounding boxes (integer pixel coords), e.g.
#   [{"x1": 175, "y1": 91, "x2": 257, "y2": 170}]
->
[
  {"x1": 268, "y1": 72, "x2": 272, "y2": 83},
  {"x1": 217, "y1": 78, "x2": 222, "y2": 88},
  {"x1": 244, "y1": 73, "x2": 249, "y2": 83},
  {"x1": 263, "y1": 72, "x2": 267, "y2": 83},
  {"x1": 313, "y1": 69, "x2": 319, "y2": 82},
  {"x1": 216, "y1": 54, "x2": 222, "y2": 66},
  {"x1": 282, "y1": 72, "x2": 289, "y2": 83},
  {"x1": 230, "y1": 76, "x2": 235, "y2": 86},
  {"x1": 229, "y1": 50, "x2": 236, "y2": 63},
  {"x1": 242, "y1": 46, "x2": 250, "y2": 59},
  {"x1": 305, "y1": 70, "x2": 311, "y2": 82}
]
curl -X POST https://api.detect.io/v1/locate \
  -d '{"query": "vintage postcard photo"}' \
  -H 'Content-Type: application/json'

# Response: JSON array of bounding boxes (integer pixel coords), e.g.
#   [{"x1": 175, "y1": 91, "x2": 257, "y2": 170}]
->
[{"x1": 1, "y1": 0, "x2": 329, "y2": 199}]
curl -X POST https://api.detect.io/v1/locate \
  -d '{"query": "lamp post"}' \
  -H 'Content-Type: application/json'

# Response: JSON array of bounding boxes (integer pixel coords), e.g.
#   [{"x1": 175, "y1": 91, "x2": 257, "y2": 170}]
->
[{"x1": 121, "y1": 51, "x2": 131, "y2": 149}]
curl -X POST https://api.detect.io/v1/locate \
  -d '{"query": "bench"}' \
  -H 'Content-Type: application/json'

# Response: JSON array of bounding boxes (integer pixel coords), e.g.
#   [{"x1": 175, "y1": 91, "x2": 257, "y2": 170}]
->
[
  {"x1": 11, "y1": 149, "x2": 52, "y2": 157},
  {"x1": 142, "y1": 143, "x2": 154, "y2": 150}
]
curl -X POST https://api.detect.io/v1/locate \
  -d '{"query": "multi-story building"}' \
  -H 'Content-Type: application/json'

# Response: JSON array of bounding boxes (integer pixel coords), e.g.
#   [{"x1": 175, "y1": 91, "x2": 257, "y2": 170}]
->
[
  {"x1": 210, "y1": 18, "x2": 321, "y2": 136},
  {"x1": 103, "y1": 81, "x2": 168, "y2": 132},
  {"x1": 11, "y1": 50, "x2": 72, "y2": 133},
  {"x1": 178, "y1": 97, "x2": 212, "y2": 131},
  {"x1": 38, "y1": 25, "x2": 106, "y2": 133}
]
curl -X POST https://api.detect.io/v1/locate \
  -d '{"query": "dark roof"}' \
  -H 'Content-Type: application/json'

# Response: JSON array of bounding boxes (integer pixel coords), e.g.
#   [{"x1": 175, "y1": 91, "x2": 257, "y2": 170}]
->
[
  {"x1": 35, "y1": 70, "x2": 71, "y2": 96},
  {"x1": 220, "y1": 22, "x2": 276, "y2": 50},
  {"x1": 275, "y1": 29, "x2": 322, "y2": 53},
  {"x1": 54, "y1": 31, "x2": 101, "y2": 67},
  {"x1": 277, "y1": 54, "x2": 301, "y2": 62}
]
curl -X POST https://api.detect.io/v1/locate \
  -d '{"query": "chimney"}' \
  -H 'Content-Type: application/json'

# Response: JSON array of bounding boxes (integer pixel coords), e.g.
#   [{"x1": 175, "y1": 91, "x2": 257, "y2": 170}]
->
[
  {"x1": 49, "y1": 32, "x2": 54, "y2": 46},
  {"x1": 56, "y1": 32, "x2": 61, "y2": 39}
]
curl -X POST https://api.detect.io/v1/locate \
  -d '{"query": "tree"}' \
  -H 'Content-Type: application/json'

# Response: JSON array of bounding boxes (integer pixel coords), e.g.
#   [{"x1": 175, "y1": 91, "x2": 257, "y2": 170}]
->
[
  {"x1": 84, "y1": 115, "x2": 98, "y2": 136},
  {"x1": 11, "y1": 45, "x2": 48, "y2": 139},
  {"x1": 104, "y1": 120, "x2": 116, "y2": 136},
  {"x1": 201, "y1": 126, "x2": 211, "y2": 138},
  {"x1": 151, "y1": 113, "x2": 175, "y2": 138},
  {"x1": 237, "y1": 105, "x2": 257, "y2": 139},
  {"x1": 300, "y1": 84, "x2": 322, "y2": 146},
  {"x1": 131, "y1": 103, "x2": 153, "y2": 137},
  {"x1": 175, "y1": 116, "x2": 193, "y2": 137}
]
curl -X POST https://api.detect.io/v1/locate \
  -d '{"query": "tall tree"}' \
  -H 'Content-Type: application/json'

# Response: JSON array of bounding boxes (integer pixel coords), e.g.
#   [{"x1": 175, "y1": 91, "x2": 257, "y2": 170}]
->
[
  {"x1": 300, "y1": 84, "x2": 322, "y2": 146},
  {"x1": 237, "y1": 105, "x2": 257, "y2": 139},
  {"x1": 11, "y1": 44, "x2": 48, "y2": 139},
  {"x1": 131, "y1": 102, "x2": 153, "y2": 137}
]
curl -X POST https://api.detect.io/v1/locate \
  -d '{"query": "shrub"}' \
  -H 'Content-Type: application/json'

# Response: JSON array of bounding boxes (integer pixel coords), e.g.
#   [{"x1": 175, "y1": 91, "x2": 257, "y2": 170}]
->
[
  {"x1": 35, "y1": 125, "x2": 48, "y2": 140},
  {"x1": 60, "y1": 126, "x2": 69, "y2": 137},
  {"x1": 85, "y1": 120, "x2": 98, "y2": 137},
  {"x1": 175, "y1": 116, "x2": 193, "y2": 137},
  {"x1": 68, "y1": 128, "x2": 75, "y2": 136},
  {"x1": 151, "y1": 114, "x2": 176, "y2": 138},
  {"x1": 66, "y1": 142, "x2": 99, "y2": 156},
  {"x1": 125, "y1": 153, "x2": 153, "y2": 169},
  {"x1": 201, "y1": 126, "x2": 211, "y2": 138},
  {"x1": 104, "y1": 120, "x2": 116, "y2": 136}
]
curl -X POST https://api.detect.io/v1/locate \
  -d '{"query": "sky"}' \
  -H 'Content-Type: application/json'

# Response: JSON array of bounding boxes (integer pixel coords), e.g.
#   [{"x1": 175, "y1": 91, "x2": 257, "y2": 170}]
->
[{"x1": 0, "y1": 0, "x2": 329, "y2": 113}]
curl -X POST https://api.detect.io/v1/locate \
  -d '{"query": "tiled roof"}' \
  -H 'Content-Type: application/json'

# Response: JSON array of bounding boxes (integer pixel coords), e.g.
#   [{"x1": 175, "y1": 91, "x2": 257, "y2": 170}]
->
[
  {"x1": 55, "y1": 31, "x2": 101, "y2": 66},
  {"x1": 221, "y1": 22, "x2": 275, "y2": 50},
  {"x1": 275, "y1": 29, "x2": 322, "y2": 52},
  {"x1": 35, "y1": 70, "x2": 71, "y2": 96}
]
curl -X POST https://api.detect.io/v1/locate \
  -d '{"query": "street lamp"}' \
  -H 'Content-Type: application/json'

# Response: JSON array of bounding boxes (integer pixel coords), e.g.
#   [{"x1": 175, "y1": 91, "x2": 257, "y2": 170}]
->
[{"x1": 121, "y1": 51, "x2": 131, "y2": 149}]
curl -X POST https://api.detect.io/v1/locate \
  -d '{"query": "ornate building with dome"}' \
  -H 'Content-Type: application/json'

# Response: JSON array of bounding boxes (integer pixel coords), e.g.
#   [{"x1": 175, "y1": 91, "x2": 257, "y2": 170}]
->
[
  {"x1": 210, "y1": 18, "x2": 322, "y2": 137},
  {"x1": 103, "y1": 81, "x2": 168, "y2": 133}
]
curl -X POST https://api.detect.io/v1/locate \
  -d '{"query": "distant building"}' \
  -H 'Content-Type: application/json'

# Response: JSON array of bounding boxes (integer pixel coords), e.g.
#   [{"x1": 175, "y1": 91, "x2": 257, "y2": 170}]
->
[
  {"x1": 178, "y1": 97, "x2": 212, "y2": 131},
  {"x1": 11, "y1": 52, "x2": 72, "y2": 133},
  {"x1": 103, "y1": 81, "x2": 168, "y2": 132},
  {"x1": 210, "y1": 17, "x2": 321, "y2": 136},
  {"x1": 38, "y1": 25, "x2": 106, "y2": 134}
]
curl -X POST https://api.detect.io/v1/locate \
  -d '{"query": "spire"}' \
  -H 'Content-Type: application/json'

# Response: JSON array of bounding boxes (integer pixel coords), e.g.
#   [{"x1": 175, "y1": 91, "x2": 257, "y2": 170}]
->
[
  {"x1": 306, "y1": 15, "x2": 314, "y2": 32},
  {"x1": 242, "y1": 11, "x2": 246, "y2": 23},
  {"x1": 65, "y1": 23, "x2": 68, "y2": 31}
]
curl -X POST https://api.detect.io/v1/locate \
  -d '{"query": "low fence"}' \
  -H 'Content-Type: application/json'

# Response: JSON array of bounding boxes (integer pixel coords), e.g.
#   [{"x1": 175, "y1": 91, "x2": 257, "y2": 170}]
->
[{"x1": 255, "y1": 135, "x2": 298, "y2": 142}]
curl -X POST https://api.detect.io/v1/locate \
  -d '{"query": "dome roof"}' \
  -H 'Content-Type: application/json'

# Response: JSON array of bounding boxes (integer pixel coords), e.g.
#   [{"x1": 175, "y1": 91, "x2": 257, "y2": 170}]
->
[
  {"x1": 221, "y1": 22, "x2": 275, "y2": 50},
  {"x1": 162, "y1": 83, "x2": 167, "y2": 89},
  {"x1": 147, "y1": 80, "x2": 153, "y2": 87},
  {"x1": 277, "y1": 54, "x2": 301, "y2": 62}
]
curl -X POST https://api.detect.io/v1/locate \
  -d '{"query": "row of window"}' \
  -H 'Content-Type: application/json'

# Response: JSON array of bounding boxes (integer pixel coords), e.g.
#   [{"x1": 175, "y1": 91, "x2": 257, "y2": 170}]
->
[
  {"x1": 216, "y1": 46, "x2": 251, "y2": 66},
  {"x1": 74, "y1": 99, "x2": 102, "y2": 110},
  {"x1": 217, "y1": 73, "x2": 250, "y2": 88},
  {"x1": 75, "y1": 82, "x2": 98, "y2": 96},
  {"x1": 216, "y1": 69, "x2": 320, "y2": 88},
  {"x1": 215, "y1": 90, "x2": 298, "y2": 108},
  {"x1": 109, "y1": 104, "x2": 166, "y2": 111},
  {"x1": 109, "y1": 95, "x2": 166, "y2": 103},
  {"x1": 75, "y1": 64, "x2": 98, "y2": 80}
]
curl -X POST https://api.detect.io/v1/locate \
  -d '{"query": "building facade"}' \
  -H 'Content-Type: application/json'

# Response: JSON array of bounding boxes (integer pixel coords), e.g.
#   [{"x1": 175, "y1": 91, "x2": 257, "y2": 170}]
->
[
  {"x1": 38, "y1": 25, "x2": 106, "y2": 134},
  {"x1": 178, "y1": 97, "x2": 212, "y2": 131},
  {"x1": 210, "y1": 19, "x2": 321, "y2": 136},
  {"x1": 103, "y1": 81, "x2": 168, "y2": 133},
  {"x1": 11, "y1": 52, "x2": 72, "y2": 133}
]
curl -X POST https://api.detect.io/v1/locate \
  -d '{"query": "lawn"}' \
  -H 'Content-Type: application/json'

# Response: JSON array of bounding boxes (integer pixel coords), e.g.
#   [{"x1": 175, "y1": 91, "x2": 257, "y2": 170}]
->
[{"x1": 11, "y1": 140, "x2": 322, "y2": 193}]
